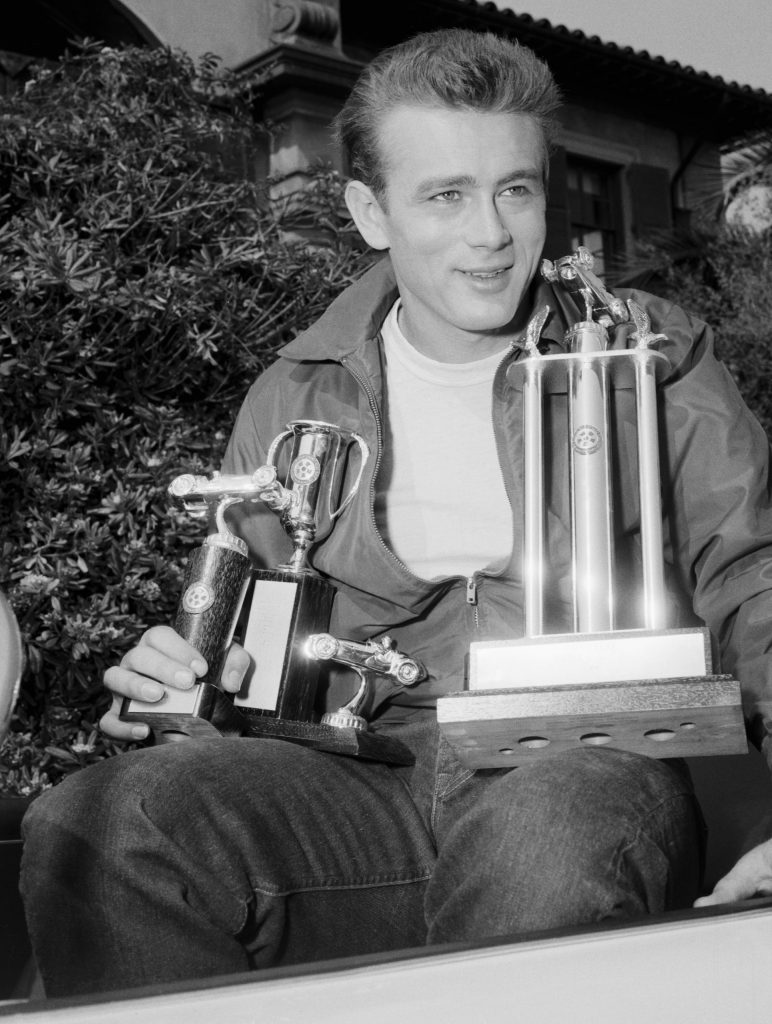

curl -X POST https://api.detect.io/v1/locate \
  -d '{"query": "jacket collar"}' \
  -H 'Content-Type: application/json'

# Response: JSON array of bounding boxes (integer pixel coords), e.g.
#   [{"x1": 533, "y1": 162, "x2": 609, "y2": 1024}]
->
[
  {"x1": 278, "y1": 258, "x2": 399, "y2": 364},
  {"x1": 277, "y1": 254, "x2": 572, "y2": 364}
]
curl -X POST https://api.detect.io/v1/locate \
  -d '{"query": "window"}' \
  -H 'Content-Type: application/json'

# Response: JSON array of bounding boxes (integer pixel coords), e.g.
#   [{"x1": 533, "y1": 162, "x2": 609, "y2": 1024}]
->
[{"x1": 566, "y1": 158, "x2": 622, "y2": 279}]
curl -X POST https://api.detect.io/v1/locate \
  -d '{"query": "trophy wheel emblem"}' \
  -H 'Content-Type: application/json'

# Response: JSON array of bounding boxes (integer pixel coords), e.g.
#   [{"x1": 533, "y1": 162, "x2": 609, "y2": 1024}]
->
[
  {"x1": 290, "y1": 454, "x2": 321, "y2": 484},
  {"x1": 572, "y1": 424, "x2": 602, "y2": 455},
  {"x1": 182, "y1": 582, "x2": 215, "y2": 614}
]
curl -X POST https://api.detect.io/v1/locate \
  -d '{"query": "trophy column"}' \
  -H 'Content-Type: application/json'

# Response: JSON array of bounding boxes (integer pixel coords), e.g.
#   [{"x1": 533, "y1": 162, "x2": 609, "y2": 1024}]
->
[
  {"x1": 121, "y1": 477, "x2": 259, "y2": 740},
  {"x1": 438, "y1": 249, "x2": 747, "y2": 767}
]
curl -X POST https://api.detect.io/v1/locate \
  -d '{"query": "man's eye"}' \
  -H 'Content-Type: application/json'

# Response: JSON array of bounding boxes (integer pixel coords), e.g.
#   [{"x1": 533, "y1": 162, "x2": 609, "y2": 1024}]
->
[
  {"x1": 431, "y1": 190, "x2": 461, "y2": 202},
  {"x1": 502, "y1": 185, "x2": 529, "y2": 198}
]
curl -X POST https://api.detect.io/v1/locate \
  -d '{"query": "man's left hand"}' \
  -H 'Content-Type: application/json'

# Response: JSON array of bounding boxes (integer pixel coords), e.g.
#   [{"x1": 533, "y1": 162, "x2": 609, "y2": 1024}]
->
[{"x1": 694, "y1": 838, "x2": 772, "y2": 907}]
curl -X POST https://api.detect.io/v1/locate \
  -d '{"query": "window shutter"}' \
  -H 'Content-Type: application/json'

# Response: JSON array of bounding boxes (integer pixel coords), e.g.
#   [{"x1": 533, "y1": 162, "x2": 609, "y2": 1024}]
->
[
  {"x1": 627, "y1": 164, "x2": 673, "y2": 237},
  {"x1": 544, "y1": 146, "x2": 572, "y2": 259}
]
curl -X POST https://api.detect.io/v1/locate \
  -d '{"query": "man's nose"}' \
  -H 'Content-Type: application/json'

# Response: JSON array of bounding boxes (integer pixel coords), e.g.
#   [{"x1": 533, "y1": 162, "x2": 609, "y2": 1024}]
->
[{"x1": 467, "y1": 197, "x2": 511, "y2": 249}]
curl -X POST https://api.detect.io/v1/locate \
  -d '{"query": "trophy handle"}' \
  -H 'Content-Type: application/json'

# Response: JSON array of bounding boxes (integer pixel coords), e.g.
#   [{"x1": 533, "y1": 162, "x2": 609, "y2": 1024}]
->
[
  {"x1": 328, "y1": 430, "x2": 370, "y2": 521},
  {"x1": 264, "y1": 426, "x2": 294, "y2": 468}
]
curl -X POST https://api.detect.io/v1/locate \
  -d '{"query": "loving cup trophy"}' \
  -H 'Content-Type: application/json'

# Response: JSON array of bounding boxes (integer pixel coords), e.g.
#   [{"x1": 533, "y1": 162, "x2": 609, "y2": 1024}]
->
[
  {"x1": 122, "y1": 419, "x2": 420, "y2": 763},
  {"x1": 438, "y1": 248, "x2": 747, "y2": 767}
]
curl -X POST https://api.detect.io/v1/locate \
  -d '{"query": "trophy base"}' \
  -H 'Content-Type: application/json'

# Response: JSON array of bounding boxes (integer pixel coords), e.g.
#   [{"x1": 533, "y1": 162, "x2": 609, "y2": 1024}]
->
[
  {"x1": 121, "y1": 683, "x2": 250, "y2": 743},
  {"x1": 437, "y1": 675, "x2": 747, "y2": 768},
  {"x1": 121, "y1": 684, "x2": 414, "y2": 763},
  {"x1": 241, "y1": 713, "x2": 415, "y2": 766}
]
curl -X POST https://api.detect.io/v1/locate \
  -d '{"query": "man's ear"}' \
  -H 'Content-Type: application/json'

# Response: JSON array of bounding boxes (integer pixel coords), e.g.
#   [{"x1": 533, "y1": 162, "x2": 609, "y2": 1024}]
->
[{"x1": 344, "y1": 180, "x2": 390, "y2": 251}]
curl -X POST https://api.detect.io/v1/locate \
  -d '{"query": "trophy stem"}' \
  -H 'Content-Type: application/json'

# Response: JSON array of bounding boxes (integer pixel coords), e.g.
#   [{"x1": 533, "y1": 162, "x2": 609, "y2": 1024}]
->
[
  {"x1": 282, "y1": 526, "x2": 314, "y2": 574},
  {"x1": 635, "y1": 353, "x2": 668, "y2": 629},
  {"x1": 523, "y1": 359, "x2": 546, "y2": 638},
  {"x1": 568, "y1": 327, "x2": 615, "y2": 633}
]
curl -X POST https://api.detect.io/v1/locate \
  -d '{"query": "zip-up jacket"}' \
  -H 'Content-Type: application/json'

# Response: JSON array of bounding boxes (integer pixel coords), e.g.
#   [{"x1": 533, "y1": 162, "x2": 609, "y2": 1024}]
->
[{"x1": 222, "y1": 258, "x2": 772, "y2": 770}]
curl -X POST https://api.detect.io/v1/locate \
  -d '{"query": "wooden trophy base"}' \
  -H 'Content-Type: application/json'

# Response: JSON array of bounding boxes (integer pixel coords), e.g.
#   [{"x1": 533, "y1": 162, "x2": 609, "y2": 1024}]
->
[
  {"x1": 122, "y1": 683, "x2": 414, "y2": 763},
  {"x1": 121, "y1": 682, "x2": 250, "y2": 742},
  {"x1": 437, "y1": 627, "x2": 748, "y2": 768},
  {"x1": 437, "y1": 675, "x2": 747, "y2": 768},
  {"x1": 242, "y1": 713, "x2": 414, "y2": 765}
]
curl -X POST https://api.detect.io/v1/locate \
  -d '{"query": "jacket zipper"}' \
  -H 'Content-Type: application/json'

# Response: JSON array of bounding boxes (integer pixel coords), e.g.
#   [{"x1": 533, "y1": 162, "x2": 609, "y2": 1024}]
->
[{"x1": 466, "y1": 575, "x2": 480, "y2": 628}]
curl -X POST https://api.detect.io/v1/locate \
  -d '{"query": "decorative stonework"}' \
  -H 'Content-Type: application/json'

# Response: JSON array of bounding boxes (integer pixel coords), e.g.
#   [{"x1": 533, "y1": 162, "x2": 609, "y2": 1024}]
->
[{"x1": 272, "y1": 1, "x2": 339, "y2": 44}]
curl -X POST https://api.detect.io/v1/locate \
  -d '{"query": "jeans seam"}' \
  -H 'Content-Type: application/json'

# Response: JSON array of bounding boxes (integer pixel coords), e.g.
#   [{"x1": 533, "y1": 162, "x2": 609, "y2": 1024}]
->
[
  {"x1": 619, "y1": 790, "x2": 694, "y2": 849},
  {"x1": 613, "y1": 790, "x2": 695, "y2": 894},
  {"x1": 249, "y1": 870, "x2": 433, "y2": 898}
]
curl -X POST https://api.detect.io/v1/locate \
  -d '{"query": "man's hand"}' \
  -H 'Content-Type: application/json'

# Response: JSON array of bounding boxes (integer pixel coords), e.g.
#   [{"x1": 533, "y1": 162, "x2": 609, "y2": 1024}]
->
[
  {"x1": 100, "y1": 625, "x2": 250, "y2": 741},
  {"x1": 694, "y1": 838, "x2": 772, "y2": 907}
]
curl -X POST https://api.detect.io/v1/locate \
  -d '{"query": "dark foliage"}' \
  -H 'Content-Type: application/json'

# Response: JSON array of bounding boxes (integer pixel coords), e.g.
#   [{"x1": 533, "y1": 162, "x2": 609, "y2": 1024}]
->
[
  {"x1": 616, "y1": 227, "x2": 772, "y2": 435},
  {"x1": 0, "y1": 43, "x2": 371, "y2": 792}
]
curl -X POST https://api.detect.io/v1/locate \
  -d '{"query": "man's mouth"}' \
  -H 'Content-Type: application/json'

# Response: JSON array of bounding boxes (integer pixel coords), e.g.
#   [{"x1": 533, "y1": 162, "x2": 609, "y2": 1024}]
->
[{"x1": 461, "y1": 267, "x2": 510, "y2": 280}]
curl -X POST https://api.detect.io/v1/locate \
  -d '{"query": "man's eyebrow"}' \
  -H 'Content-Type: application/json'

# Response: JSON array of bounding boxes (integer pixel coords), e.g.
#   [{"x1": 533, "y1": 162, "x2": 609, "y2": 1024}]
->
[
  {"x1": 413, "y1": 174, "x2": 476, "y2": 196},
  {"x1": 413, "y1": 168, "x2": 543, "y2": 196}
]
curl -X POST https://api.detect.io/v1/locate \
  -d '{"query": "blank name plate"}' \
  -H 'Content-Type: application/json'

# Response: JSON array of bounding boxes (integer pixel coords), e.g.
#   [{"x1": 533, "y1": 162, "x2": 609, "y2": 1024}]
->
[{"x1": 468, "y1": 627, "x2": 711, "y2": 690}]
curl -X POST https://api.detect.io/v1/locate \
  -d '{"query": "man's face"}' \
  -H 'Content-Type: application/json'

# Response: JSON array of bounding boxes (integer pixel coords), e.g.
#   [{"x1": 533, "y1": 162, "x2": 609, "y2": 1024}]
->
[{"x1": 350, "y1": 105, "x2": 547, "y2": 362}]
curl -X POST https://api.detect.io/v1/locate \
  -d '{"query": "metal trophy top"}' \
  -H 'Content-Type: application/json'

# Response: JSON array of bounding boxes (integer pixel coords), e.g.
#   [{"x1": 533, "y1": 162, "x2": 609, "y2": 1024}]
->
[
  {"x1": 510, "y1": 247, "x2": 672, "y2": 636},
  {"x1": 168, "y1": 471, "x2": 265, "y2": 557},
  {"x1": 541, "y1": 246, "x2": 629, "y2": 330},
  {"x1": 254, "y1": 420, "x2": 369, "y2": 574},
  {"x1": 304, "y1": 633, "x2": 425, "y2": 730},
  {"x1": 167, "y1": 420, "x2": 369, "y2": 576}
]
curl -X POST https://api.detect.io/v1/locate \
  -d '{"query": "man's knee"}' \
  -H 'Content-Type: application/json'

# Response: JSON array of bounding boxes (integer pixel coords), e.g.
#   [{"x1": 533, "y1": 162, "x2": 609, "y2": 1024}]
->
[
  {"x1": 478, "y1": 750, "x2": 700, "y2": 880},
  {"x1": 429, "y1": 750, "x2": 702, "y2": 937}
]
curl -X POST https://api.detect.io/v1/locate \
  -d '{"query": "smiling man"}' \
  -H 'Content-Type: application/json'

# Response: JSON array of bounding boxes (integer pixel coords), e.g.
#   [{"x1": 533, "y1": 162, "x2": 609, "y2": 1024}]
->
[
  {"x1": 344, "y1": 106, "x2": 547, "y2": 361},
  {"x1": 21, "y1": 29, "x2": 772, "y2": 997}
]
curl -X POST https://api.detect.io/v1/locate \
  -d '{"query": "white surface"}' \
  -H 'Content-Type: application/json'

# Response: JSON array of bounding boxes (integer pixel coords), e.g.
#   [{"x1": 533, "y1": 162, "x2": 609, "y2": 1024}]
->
[
  {"x1": 470, "y1": 629, "x2": 709, "y2": 688},
  {"x1": 7, "y1": 903, "x2": 772, "y2": 1023}
]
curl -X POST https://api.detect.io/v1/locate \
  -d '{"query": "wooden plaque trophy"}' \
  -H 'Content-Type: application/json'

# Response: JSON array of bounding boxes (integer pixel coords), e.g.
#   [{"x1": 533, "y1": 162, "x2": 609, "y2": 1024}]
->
[
  {"x1": 438, "y1": 248, "x2": 748, "y2": 768},
  {"x1": 122, "y1": 419, "x2": 420, "y2": 764}
]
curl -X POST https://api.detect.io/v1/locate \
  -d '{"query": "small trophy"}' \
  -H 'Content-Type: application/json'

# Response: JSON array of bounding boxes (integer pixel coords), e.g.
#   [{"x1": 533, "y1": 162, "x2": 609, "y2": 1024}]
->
[
  {"x1": 122, "y1": 419, "x2": 417, "y2": 764},
  {"x1": 237, "y1": 421, "x2": 419, "y2": 763},
  {"x1": 438, "y1": 248, "x2": 747, "y2": 767}
]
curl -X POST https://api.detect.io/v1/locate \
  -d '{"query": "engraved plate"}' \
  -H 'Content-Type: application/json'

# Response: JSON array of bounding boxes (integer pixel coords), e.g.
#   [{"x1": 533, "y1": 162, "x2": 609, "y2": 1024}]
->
[{"x1": 235, "y1": 578, "x2": 299, "y2": 711}]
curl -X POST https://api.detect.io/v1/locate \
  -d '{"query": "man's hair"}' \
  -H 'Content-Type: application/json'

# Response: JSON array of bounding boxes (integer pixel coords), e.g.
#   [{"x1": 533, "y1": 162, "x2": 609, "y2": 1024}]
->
[{"x1": 333, "y1": 29, "x2": 562, "y2": 197}]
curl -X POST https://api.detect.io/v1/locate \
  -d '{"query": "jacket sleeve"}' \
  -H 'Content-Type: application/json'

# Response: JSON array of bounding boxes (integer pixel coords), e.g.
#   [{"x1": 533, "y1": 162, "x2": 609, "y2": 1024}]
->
[{"x1": 654, "y1": 298, "x2": 772, "y2": 772}]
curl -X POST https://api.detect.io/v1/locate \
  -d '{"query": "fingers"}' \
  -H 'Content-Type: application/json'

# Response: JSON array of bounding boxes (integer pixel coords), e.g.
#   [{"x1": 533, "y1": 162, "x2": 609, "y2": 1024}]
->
[
  {"x1": 100, "y1": 695, "x2": 150, "y2": 743},
  {"x1": 694, "y1": 841, "x2": 772, "y2": 908},
  {"x1": 122, "y1": 625, "x2": 208, "y2": 681},
  {"x1": 99, "y1": 628, "x2": 251, "y2": 740},
  {"x1": 220, "y1": 643, "x2": 251, "y2": 693},
  {"x1": 100, "y1": 626, "x2": 208, "y2": 741}
]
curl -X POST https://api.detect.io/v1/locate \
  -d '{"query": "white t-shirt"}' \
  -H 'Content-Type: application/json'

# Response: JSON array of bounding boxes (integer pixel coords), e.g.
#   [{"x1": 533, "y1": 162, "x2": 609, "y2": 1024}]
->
[{"x1": 374, "y1": 300, "x2": 514, "y2": 580}]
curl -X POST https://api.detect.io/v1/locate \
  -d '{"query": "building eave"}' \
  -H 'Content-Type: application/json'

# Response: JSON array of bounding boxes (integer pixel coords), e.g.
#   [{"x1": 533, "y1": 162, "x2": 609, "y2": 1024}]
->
[{"x1": 339, "y1": 0, "x2": 772, "y2": 145}]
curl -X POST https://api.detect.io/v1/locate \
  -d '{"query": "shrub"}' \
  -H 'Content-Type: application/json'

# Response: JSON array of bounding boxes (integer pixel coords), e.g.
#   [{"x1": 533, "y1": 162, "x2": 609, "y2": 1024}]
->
[
  {"x1": 624, "y1": 227, "x2": 772, "y2": 435},
  {"x1": 0, "y1": 43, "x2": 371, "y2": 793}
]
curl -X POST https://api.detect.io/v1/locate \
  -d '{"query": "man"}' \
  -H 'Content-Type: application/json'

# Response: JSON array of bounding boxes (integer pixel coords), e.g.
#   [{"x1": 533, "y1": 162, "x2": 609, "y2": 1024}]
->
[{"x1": 21, "y1": 29, "x2": 772, "y2": 997}]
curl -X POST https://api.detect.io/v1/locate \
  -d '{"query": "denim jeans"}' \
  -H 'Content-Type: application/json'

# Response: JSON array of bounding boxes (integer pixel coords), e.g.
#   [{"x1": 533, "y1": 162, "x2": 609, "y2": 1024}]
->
[{"x1": 20, "y1": 717, "x2": 703, "y2": 996}]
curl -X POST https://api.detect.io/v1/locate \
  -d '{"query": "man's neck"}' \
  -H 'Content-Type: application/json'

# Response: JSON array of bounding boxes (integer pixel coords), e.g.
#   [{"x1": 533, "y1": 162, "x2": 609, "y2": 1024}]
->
[{"x1": 397, "y1": 304, "x2": 516, "y2": 364}]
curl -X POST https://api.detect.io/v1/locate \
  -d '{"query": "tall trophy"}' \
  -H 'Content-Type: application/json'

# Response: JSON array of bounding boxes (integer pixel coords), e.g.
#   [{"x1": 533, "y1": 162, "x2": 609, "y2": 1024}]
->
[
  {"x1": 122, "y1": 419, "x2": 419, "y2": 764},
  {"x1": 438, "y1": 249, "x2": 747, "y2": 767}
]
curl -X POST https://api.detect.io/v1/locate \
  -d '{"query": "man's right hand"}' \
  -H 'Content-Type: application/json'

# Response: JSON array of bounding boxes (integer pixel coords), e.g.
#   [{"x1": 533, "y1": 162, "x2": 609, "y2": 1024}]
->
[{"x1": 100, "y1": 626, "x2": 250, "y2": 741}]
